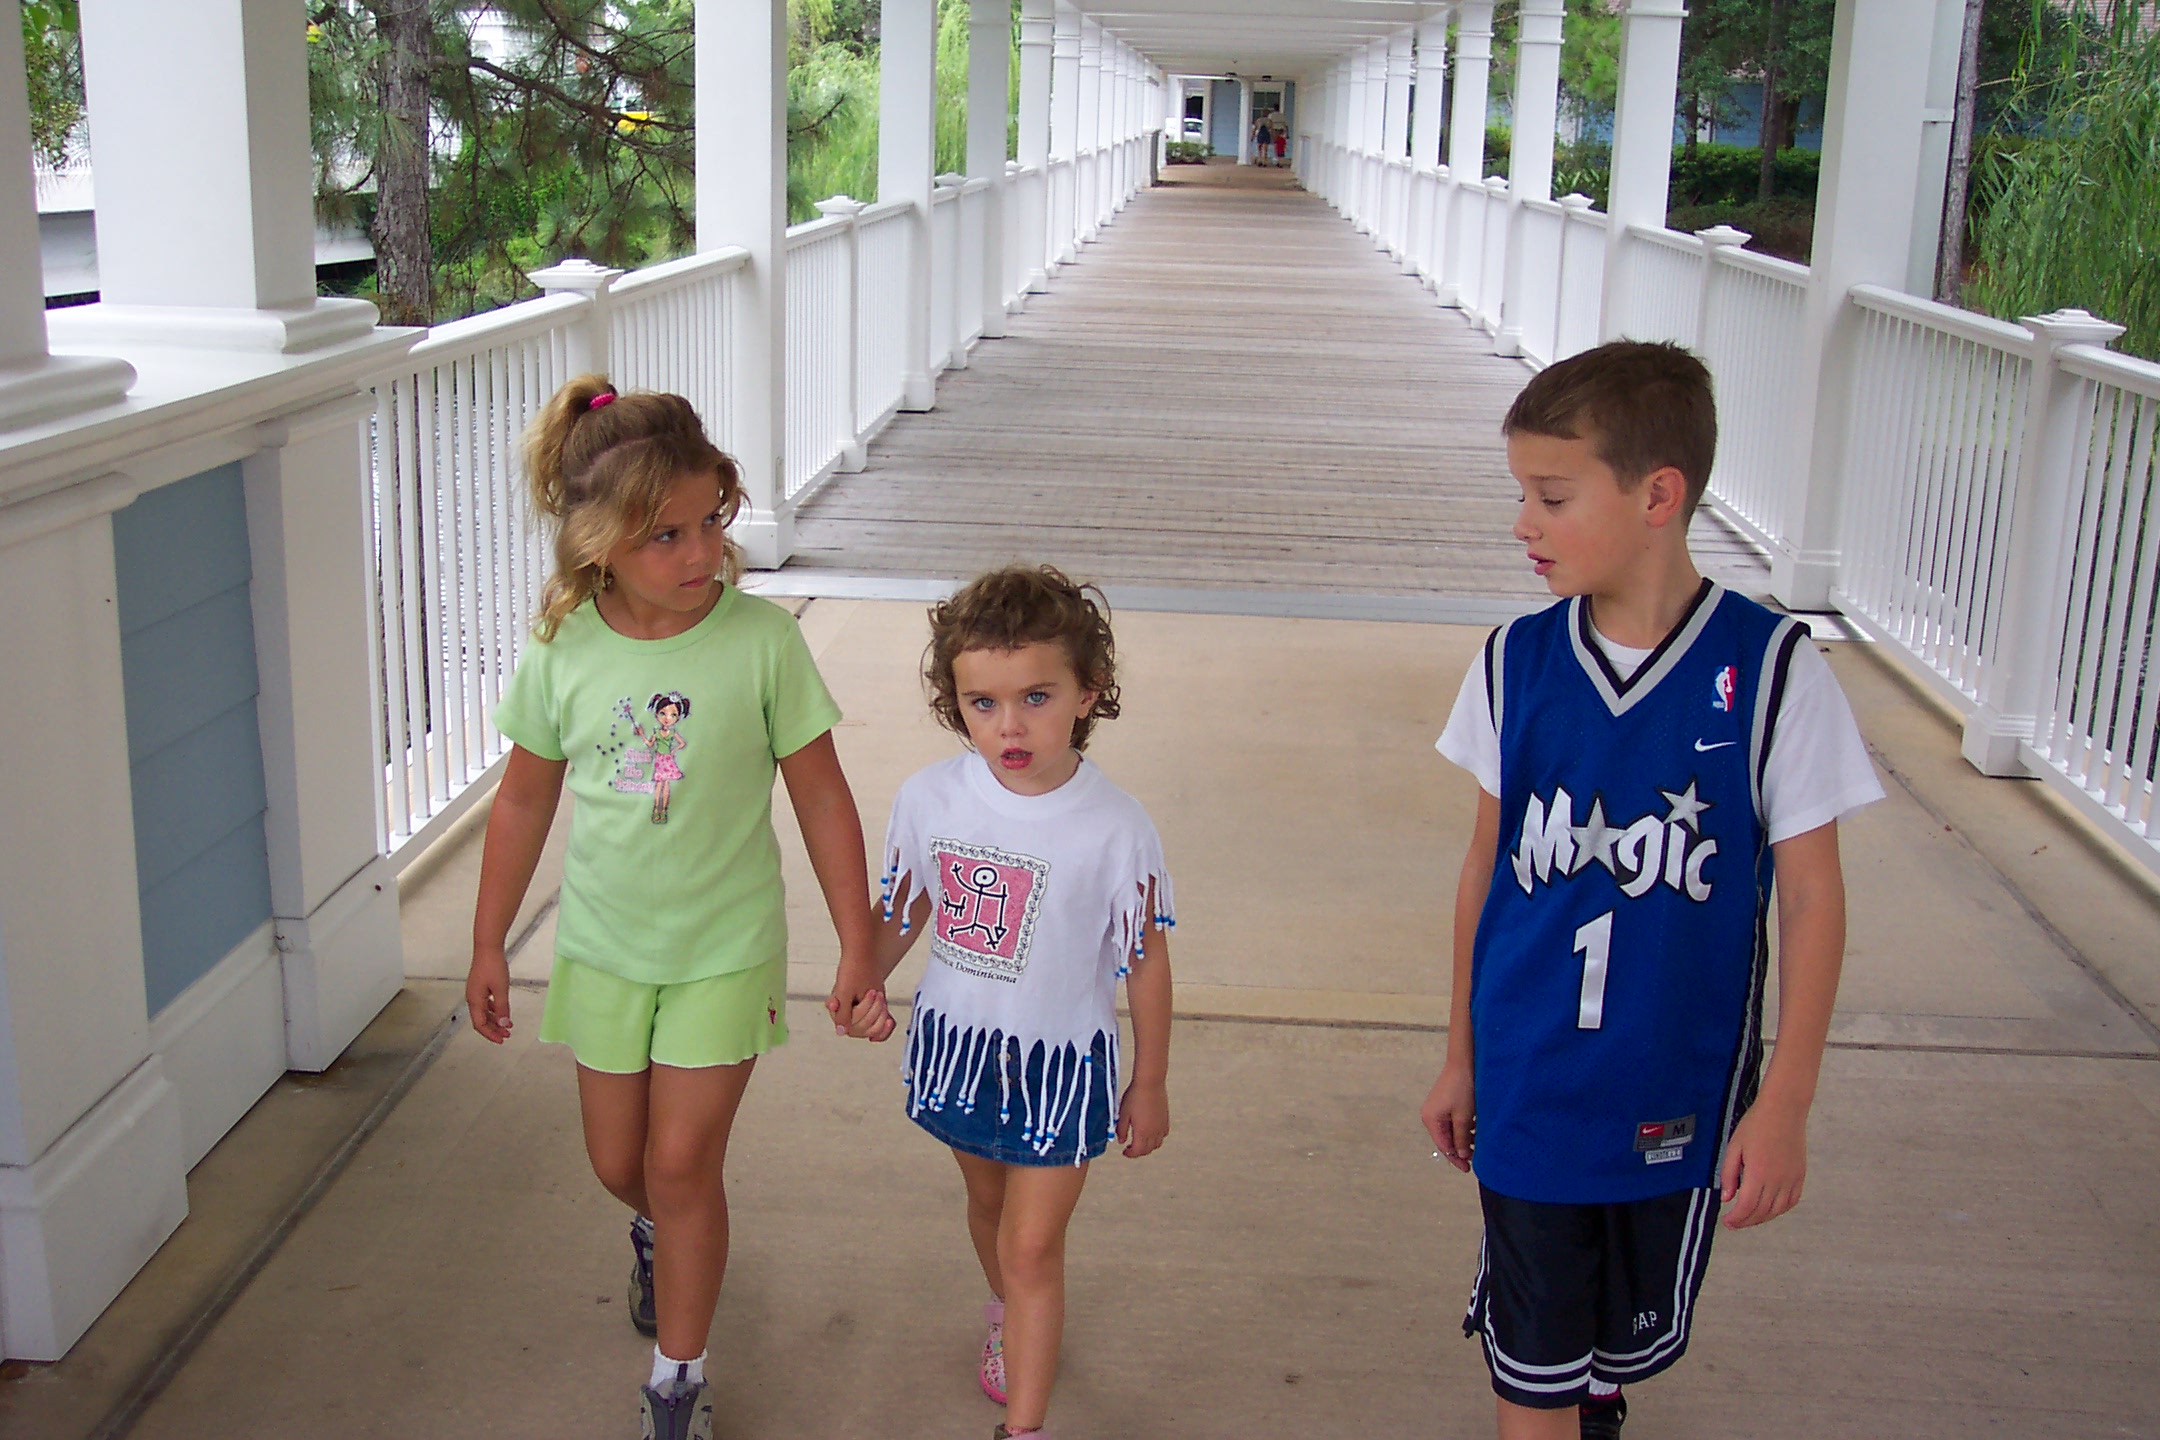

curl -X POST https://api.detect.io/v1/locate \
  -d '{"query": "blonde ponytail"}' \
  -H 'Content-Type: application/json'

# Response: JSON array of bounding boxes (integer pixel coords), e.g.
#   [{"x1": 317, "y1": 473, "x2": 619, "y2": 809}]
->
[{"x1": 519, "y1": 373, "x2": 744, "y2": 641}]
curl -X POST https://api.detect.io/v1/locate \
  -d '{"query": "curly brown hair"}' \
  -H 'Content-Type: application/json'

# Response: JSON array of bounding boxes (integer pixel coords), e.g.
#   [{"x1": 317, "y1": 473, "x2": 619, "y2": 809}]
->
[
  {"x1": 925, "y1": 565, "x2": 1122, "y2": 750},
  {"x1": 521, "y1": 372, "x2": 744, "y2": 640}
]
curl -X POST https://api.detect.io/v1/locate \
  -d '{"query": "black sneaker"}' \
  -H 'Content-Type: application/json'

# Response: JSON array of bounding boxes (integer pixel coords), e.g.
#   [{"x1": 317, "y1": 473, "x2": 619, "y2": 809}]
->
[
  {"x1": 1580, "y1": 1394, "x2": 1627, "y2": 1439},
  {"x1": 640, "y1": 1375, "x2": 713, "y2": 1440},
  {"x1": 628, "y1": 1215, "x2": 657, "y2": 1337}
]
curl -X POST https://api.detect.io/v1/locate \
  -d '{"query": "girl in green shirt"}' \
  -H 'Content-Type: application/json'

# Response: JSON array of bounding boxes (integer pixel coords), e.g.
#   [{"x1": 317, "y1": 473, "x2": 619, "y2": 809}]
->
[{"x1": 467, "y1": 375, "x2": 877, "y2": 1440}]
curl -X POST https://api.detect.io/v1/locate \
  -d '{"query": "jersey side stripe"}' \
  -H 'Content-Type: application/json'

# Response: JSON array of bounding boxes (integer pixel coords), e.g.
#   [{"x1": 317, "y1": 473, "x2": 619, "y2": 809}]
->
[{"x1": 1747, "y1": 617, "x2": 1804, "y2": 825}]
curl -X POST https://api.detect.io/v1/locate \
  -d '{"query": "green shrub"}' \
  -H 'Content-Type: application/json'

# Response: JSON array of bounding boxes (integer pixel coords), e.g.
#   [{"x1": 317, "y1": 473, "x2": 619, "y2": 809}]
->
[
  {"x1": 1165, "y1": 140, "x2": 1209, "y2": 164},
  {"x1": 1667, "y1": 144, "x2": 1819, "y2": 207},
  {"x1": 1665, "y1": 196, "x2": 1816, "y2": 264}
]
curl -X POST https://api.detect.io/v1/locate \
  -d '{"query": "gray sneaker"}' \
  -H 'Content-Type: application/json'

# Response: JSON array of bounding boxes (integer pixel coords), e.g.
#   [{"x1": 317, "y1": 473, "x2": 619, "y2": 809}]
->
[
  {"x1": 628, "y1": 1215, "x2": 657, "y2": 1336},
  {"x1": 640, "y1": 1374, "x2": 713, "y2": 1440}
]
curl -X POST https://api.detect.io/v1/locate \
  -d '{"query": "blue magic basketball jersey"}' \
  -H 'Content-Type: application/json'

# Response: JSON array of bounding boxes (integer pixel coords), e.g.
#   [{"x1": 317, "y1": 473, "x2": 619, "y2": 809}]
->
[{"x1": 1471, "y1": 581, "x2": 1808, "y2": 1205}]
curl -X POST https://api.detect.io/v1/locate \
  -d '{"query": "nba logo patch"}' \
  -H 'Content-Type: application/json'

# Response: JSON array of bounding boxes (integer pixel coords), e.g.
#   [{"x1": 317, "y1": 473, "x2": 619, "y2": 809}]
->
[{"x1": 1711, "y1": 664, "x2": 1738, "y2": 713}]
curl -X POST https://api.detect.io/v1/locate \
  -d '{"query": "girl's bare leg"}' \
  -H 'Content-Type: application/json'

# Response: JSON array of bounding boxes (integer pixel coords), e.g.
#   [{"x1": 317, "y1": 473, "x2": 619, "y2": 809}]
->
[
  {"x1": 577, "y1": 1064, "x2": 654, "y2": 1218},
  {"x1": 996, "y1": 1162, "x2": 1090, "y2": 1433},
  {"x1": 645, "y1": 1059, "x2": 758, "y2": 1361},
  {"x1": 951, "y1": 1149, "x2": 1009, "y2": 1298}
]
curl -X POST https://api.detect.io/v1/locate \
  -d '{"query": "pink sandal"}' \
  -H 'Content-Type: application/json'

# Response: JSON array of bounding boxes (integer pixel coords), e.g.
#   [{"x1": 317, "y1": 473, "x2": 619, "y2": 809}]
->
[{"x1": 980, "y1": 1298, "x2": 1007, "y2": 1404}]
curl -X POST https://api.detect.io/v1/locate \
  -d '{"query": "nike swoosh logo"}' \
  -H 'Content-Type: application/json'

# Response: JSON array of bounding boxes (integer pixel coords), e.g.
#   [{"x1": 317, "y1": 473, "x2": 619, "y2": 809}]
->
[{"x1": 1694, "y1": 739, "x2": 1737, "y2": 752}]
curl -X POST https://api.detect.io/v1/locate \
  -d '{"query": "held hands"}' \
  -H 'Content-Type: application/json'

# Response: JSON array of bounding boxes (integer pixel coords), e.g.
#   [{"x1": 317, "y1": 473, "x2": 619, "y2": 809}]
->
[
  {"x1": 825, "y1": 962, "x2": 896, "y2": 1042},
  {"x1": 1420, "y1": 1060, "x2": 1475, "y2": 1173},
  {"x1": 1117, "y1": 1079, "x2": 1169, "y2": 1159},
  {"x1": 1719, "y1": 1096, "x2": 1808, "y2": 1228},
  {"x1": 466, "y1": 946, "x2": 513, "y2": 1044}
]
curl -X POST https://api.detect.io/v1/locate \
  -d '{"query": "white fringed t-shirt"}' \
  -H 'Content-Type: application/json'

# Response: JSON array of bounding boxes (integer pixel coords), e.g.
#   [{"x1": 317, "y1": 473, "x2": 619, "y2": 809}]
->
[{"x1": 882, "y1": 752, "x2": 1174, "y2": 1156}]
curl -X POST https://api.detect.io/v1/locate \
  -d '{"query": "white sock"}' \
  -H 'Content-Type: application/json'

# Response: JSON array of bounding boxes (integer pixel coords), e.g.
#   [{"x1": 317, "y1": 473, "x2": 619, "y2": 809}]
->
[
  {"x1": 1587, "y1": 1378, "x2": 1620, "y2": 1400},
  {"x1": 650, "y1": 1347, "x2": 706, "y2": 1390}
]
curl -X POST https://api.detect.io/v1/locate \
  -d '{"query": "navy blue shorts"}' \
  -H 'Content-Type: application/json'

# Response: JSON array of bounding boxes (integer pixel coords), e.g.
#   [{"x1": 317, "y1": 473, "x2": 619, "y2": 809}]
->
[
  {"x1": 906, "y1": 1021, "x2": 1115, "y2": 1168},
  {"x1": 1463, "y1": 1183, "x2": 1719, "y2": 1407}
]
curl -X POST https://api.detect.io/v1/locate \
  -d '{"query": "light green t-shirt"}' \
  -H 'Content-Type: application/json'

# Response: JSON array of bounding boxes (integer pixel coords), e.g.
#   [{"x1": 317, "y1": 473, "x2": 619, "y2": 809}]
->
[{"x1": 493, "y1": 586, "x2": 842, "y2": 986}]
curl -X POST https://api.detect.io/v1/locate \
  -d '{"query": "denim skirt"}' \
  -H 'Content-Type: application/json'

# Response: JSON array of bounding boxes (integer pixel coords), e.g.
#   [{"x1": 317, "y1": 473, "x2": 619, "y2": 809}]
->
[{"x1": 906, "y1": 1017, "x2": 1116, "y2": 1168}]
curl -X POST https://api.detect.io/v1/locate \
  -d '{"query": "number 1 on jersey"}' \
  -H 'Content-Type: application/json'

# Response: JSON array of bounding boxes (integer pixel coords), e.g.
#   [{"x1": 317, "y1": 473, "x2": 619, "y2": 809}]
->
[{"x1": 1574, "y1": 910, "x2": 1613, "y2": 1029}]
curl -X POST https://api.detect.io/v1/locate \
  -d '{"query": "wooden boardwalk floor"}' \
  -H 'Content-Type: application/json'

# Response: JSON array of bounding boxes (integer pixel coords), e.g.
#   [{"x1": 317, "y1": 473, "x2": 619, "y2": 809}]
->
[{"x1": 785, "y1": 163, "x2": 1769, "y2": 611}]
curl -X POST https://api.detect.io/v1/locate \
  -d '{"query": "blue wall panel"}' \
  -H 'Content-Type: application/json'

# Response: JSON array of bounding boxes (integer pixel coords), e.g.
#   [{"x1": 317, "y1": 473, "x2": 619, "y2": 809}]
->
[
  {"x1": 112, "y1": 464, "x2": 273, "y2": 1017},
  {"x1": 1211, "y1": 79, "x2": 1241, "y2": 155}
]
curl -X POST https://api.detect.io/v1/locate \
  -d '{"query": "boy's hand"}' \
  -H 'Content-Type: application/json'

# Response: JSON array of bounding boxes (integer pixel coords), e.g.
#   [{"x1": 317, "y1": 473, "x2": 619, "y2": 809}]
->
[
  {"x1": 1117, "y1": 1080, "x2": 1169, "y2": 1158},
  {"x1": 466, "y1": 946, "x2": 513, "y2": 1044},
  {"x1": 1720, "y1": 1097, "x2": 1808, "y2": 1227},
  {"x1": 1421, "y1": 1061, "x2": 1475, "y2": 1172}
]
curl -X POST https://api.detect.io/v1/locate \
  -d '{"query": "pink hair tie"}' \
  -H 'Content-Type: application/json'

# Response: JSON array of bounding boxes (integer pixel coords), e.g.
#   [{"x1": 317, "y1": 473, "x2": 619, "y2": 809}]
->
[{"x1": 588, "y1": 392, "x2": 615, "y2": 411}]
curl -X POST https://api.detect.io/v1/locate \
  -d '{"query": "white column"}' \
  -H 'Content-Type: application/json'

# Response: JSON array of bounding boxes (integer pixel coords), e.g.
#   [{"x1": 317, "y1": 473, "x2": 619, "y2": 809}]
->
[
  {"x1": 1077, "y1": 18, "x2": 1101, "y2": 238},
  {"x1": 1497, "y1": 0, "x2": 1565, "y2": 355},
  {"x1": 1050, "y1": 4, "x2": 1081, "y2": 265},
  {"x1": 67, "y1": 0, "x2": 373, "y2": 352},
  {"x1": 1413, "y1": 15, "x2": 1450, "y2": 165},
  {"x1": 1441, "y1": 2, "x2": 1495, "y2": 306},
  {"x1": 1018, "y1": 0, "x2": 1054, "y2": 292},
  {"x1": 0, "y1": 485, "x2": 188, "y2": 1361},
  {"x1": 1383, "y1": 28, "x2": 1414, "y2": 160},
  {"x1": 0, "y1": 0, "x2": 132, "y2": 428},
  {"x1": 1909, "y1": 0, "x2": 1970, "y2": 295},
  {"x1": 882, "y1": 0, "x2": 939, "y2": 409},
  {"x1": 1238, "y1": 77, "x2": 1255, "y2": 165},
  {"x1": 1407, "y1": 12, "x2": 1452, "y2": 279},
  {"x1": 1772, "y1": 0, "x2": 1948, "y2": 609},
  {"x1": 1600, "y1": 0, "x2": 1685, "y2": 338},
  {"x1": 697, "y1": 0, "x2": 789, "y2": 565},
  {"x1": 968, "y1": 0, "x2": 1010, "y2": 340}
]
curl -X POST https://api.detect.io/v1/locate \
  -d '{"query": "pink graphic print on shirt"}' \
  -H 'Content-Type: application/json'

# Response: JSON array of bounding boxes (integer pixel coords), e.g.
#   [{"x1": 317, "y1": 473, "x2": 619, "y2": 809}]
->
[{"x1": 929, "y1": 838, "x2": 1049, "y2": 983}]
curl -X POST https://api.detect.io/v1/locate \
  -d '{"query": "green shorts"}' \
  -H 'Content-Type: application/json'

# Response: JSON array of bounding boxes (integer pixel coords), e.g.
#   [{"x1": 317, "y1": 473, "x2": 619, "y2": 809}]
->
[{"x1": 537, "y1": 952, "x2": 790, "y2": 1073}]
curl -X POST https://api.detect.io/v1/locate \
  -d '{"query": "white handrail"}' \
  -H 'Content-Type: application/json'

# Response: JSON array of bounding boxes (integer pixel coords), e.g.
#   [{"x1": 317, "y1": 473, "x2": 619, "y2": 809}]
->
[
  {"x1": 608, "y1": 246, "x2": 750, "y2": 300},
  {"x1": 405, "y1": 291, "x2": 588, "y2": 364}
]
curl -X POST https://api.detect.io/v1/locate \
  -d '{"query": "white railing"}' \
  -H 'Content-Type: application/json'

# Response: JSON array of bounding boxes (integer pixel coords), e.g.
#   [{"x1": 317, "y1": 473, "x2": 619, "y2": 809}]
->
[
  {"x1": 1553, "y1": 197, "x2": 1607, "y2": 362},
  {"x1": 2027, "y1": 343, "x2": 2160, "y2": 858},
  {"x1": 1833, "y1": 288, "x2": 2032, "y2": 707},
  {"x1": 365, "y1": 118, "x2": 1158, "y2": 851},
  {"x1": 1614, "y1": 224, "x2": 1704, "y2": 347},
  {"x1": 856, "y1": 199, "x2": 913, "y2": 430},
  {"x1": 1698, "y1": 244, "x2": 1809, "y2": 548},
  {"x1": 610, "y1": 249, "x2": 746, "y2": 454},
  {"x1": 784, "y1": 214, "x2": 855, "y2": 501},
  {"x1": 1510, "y1": 198, "x2": 1567, "y2": 366},
  {"x1": 368, "y1": 293, "x2": 580, "y2": 846}
]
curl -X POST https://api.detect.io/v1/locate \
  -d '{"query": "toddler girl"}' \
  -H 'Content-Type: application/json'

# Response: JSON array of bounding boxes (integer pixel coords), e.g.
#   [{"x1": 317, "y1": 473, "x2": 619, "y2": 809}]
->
[
  {"x1": 468, "y1": 375, "x2": 874, "y2": 1440},
  {"x1": 829, "y1": 565, "x2": 1175, "y2": 1440}
]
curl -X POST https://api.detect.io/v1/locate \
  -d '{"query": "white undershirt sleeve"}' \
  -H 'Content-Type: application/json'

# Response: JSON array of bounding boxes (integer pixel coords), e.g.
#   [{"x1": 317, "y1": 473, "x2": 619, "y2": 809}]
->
[
  {"x1": 1760, "y1": 642, "x2": 1886, "y2": 843},
  {"x1": 1435, "y1": 650, "x2": 1502, "y2": 798}
]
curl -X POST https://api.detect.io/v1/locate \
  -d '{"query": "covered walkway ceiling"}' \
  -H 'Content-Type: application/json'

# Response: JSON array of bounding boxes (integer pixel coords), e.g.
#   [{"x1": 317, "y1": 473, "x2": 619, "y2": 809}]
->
[{"x1": 1083, "y1": 0, "x2": 1431, "y2": 78}]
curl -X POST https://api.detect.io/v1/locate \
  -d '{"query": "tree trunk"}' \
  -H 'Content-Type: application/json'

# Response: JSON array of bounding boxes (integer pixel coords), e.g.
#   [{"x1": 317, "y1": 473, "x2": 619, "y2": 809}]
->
[
  {"x1": 1934, "y1": 0, "x2": 1986, "y2": 304},
  {"x1": 1756, "y1": 0, "x2": 1791, "y2": 204},
  {"x1": 1683, "y1": 91, "x2": 1701, "y2": 162},
  {"x1": 371, "y1": 0, "x2": 434, "y2": 327}
]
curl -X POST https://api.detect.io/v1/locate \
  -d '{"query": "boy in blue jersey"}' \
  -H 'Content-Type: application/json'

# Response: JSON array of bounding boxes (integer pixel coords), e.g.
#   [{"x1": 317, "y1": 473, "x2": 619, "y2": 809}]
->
[{"x1": 1421, "y1": 342, "x2": 1882, "y2": 1440}]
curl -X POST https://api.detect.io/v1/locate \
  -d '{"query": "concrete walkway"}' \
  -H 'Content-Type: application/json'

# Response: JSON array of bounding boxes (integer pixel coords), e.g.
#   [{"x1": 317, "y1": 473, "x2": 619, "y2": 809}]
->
[{"x1": 18, "y1": 598, "x2": 2157, "y2": 1440}]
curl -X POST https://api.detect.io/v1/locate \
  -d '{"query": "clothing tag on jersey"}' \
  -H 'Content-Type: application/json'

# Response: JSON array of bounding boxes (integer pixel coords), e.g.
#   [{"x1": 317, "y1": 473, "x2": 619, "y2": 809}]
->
[{"x1": 1634, "y1": 1114, "x2": 1696, "y2": 1163}]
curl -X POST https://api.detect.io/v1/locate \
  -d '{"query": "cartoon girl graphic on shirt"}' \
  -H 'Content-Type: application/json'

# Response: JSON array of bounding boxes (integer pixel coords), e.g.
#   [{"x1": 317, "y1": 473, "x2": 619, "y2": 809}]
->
[{"x1": 615, "y1": 692, "x2": 690, "y2": 824}]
